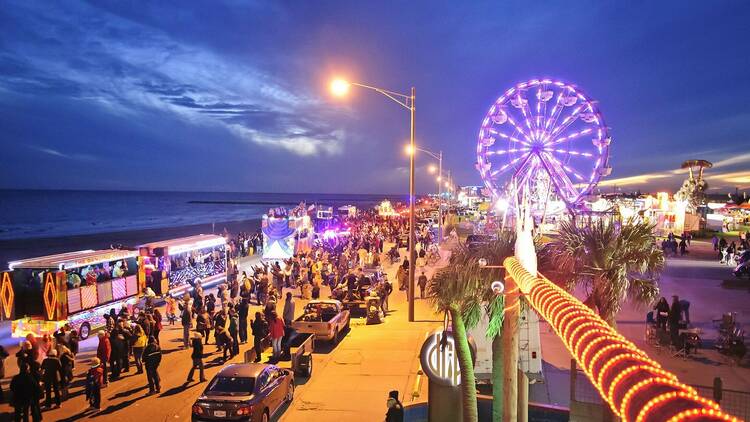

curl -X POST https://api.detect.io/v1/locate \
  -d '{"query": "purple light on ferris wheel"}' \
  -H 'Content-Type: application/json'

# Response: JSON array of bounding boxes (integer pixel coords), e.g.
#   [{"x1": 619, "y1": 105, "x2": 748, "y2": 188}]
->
[{"x1": 476, "y1": 78, "x2": 611, "y2": 209}]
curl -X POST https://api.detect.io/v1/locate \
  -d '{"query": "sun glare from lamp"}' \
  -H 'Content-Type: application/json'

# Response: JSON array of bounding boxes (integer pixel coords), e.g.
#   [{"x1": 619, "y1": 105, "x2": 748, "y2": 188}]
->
[
  {"x1": 491, "y1": 280, "x2": 505, "y2": 295},
  {"x1": 330, "y1": 78, "x2": 350, "y2": 96},
  {"x1": 495, "y1": 198, "x2": 509, "y2": 211}
]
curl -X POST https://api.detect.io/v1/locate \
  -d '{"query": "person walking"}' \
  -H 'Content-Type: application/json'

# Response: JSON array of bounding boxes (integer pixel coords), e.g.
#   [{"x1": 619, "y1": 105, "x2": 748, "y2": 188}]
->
[
  {"x1": 196, "y1": 307, "x2": 211, "y2": 345},
  {"x1": 96, "y1": 332, "x2": 110, "y2": 387},
  {"x1": 417, "y1": 271, "x2": 428, "y2": 299},
  {"x1": 186, "y1": 332, "x2": 207, "y2": 383},
  {"x1": 251, "y1": 312, "x2": 268, "y2": 363},
  {"x1": 180, "y1": 303, "x2": 192, "y2": 349},
  {"x1": 85, "y1": 358, "x2": 104, "y2": 411},
  {"x1": 282, "y1": 292, "x2": 295, "y2": 326},
  {"x1": 132, "y1": 325, "x2": 147, "y2": 374},
  {"x1": 385, "y1": 390, "x2": 404, "y2": 422},
  {"x1": 143, "y1": 337, "x2": 162, "y2": 395},
  {"x1": 269, "y1": 310, "x2": 285, "y2": 361},
  {"x1": 10, "y1": 363, "x2": 42, "y2": 422},
  {"x1": 229, "y1": 309, "x2": 240, "y2": 358},
  {"x1": 41, "y1": 349, "x2": 64, "y2": 409},
  {"x1": 238, "y1": 297, "x2": 249, "y2": 344}
]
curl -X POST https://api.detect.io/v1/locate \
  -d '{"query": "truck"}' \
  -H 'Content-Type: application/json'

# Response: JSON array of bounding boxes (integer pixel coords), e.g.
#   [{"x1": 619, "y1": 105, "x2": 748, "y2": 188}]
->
[
  {"x1": 245, "y1": 330, "x2": 314, "y2": 378},
  {"x1": 291, "y1": 299, "x2": 350, "y2": 344}
]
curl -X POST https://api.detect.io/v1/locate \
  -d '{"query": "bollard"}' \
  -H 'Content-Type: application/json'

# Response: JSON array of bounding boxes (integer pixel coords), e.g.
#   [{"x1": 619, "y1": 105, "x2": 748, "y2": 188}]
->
[{"x1": 713, "y1": 377, "x2": 723, "y2": 404}]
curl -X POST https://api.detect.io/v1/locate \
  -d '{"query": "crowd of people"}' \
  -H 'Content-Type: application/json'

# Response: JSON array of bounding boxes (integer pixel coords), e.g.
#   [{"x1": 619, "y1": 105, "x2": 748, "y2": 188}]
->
[
  {"x1": 712, "y1": 232, "x2": 750, "y2": 265},
  {"x1": 1, "y1": 209, "x2": 434, "y2": 421}
]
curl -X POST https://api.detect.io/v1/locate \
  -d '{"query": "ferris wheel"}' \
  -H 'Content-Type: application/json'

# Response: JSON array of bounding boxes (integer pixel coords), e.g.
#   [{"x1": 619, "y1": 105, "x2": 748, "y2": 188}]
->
[{"x1": 476, "y1": 78, "x2": 611, "y2": 213}]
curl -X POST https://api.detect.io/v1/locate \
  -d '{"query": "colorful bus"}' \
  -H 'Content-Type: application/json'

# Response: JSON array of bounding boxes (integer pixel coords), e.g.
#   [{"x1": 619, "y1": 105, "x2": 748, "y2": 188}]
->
[
  {"x1": 7, "y1": 249, "x2": 140, "y2": 339},
  {"x1": 137, "y1": 234, "x2": 227, "y2": 297}
]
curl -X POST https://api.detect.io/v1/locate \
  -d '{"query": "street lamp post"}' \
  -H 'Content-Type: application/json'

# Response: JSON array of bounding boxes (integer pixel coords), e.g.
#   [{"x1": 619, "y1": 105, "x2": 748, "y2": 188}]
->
[
  {"x1": 418, "y1": 148, "x2": 444, "y2": 243},
  {"x1": 330, "y1": 79, "x2": 418, "y2": 322}
]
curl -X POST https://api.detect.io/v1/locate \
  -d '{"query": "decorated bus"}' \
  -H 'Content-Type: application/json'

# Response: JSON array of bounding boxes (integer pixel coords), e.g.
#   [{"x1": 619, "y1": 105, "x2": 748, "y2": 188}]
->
[
  {"x1": 6, "y1": 249, "x2": 140, "y2": 339},
  {"x1": 137, "y1": 234, "x2": 227, "y2": 297}
]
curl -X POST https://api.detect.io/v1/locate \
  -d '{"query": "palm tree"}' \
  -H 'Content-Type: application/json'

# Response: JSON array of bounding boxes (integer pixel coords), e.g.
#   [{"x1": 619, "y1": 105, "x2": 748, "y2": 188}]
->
[
  {"x1": 428, "y1": 234, "x2": 515, "y2": 422},
  {"x1": 542, "y1": 218, "x2": 664, "y2": 326},
  {"x1": 428, "y1": 248, "x2": 482, "y2": 422}
]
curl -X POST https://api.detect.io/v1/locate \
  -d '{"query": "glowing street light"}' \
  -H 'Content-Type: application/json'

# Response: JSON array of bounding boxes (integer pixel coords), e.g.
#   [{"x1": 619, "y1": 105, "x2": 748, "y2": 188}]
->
[
  {"x1": 428, "y1": 165, "x2": 437, "y2": 174},
  {"x1": 329, "y1": 76, "x2": 418, "y2": 322},
  {"x1": 404, "y1": 144, "x2": 414, "y2": 155},
  {"x1": 330, "y1": 78, "x2": 351, "y2": 97}
]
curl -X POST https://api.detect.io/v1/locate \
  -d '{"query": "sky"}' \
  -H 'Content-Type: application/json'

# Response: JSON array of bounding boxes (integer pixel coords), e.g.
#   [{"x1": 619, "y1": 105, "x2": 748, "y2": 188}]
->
[{"x1": 1, "y1": 1, "x2": 749, "y2": 195}]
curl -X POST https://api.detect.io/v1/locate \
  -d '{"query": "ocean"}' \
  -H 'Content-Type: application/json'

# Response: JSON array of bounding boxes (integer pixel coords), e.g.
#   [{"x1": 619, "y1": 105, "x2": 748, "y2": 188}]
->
[{"x1": 0, "y1": 190, "x2": 403, "y2": 241}]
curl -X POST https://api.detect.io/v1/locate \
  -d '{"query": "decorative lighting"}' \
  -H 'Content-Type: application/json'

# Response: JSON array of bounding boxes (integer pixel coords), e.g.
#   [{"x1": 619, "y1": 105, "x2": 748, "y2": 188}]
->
[{"x1": 503, "y1": 256, "x2": 740, "y2": 422}]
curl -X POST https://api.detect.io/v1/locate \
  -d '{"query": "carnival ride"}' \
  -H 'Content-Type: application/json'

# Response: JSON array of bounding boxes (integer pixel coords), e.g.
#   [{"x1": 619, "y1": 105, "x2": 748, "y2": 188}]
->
[{"x1": 476, "y1": 79, "x2": 612, "y2": 220}]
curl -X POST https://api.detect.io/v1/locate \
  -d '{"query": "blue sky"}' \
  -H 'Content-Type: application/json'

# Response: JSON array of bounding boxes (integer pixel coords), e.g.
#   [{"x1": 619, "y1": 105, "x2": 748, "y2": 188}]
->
[{"x1": 1, "y1": 1, "x2": 749, "y2": 194}]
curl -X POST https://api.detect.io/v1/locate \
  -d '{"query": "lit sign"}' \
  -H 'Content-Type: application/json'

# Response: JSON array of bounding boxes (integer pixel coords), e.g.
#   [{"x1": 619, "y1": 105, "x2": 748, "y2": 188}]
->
[
  {"x1": 419, "y1": 330, "x2": 476, "y2": 387},
  {"x1": 1, "y1": 272, "x2": 14, "y2": 319}
]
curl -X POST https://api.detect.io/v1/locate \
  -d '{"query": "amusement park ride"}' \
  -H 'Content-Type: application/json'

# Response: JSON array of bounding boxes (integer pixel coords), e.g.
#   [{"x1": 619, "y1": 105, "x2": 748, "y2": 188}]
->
[{"x1": 476, "y1": 78, "x2": 612, "y2": 225}]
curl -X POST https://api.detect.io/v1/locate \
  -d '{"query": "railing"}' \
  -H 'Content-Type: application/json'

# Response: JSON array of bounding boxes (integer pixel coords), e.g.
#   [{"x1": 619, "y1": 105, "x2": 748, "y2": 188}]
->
[
  {"x1": 692, "y1": 381, "x2": 750, "y2": 421},
  {"x1": 504, "y1": 256, "x2": 741, "y2": 422}
]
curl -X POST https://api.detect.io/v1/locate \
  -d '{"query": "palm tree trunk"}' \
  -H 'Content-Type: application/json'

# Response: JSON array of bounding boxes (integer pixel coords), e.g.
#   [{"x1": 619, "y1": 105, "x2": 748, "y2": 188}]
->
[
  {"x1": 450, "y1": 304, "x2": 478, "y2": 422},
  {"x1": 491, "y1": 334, "x2": 503, "y2": 421}
]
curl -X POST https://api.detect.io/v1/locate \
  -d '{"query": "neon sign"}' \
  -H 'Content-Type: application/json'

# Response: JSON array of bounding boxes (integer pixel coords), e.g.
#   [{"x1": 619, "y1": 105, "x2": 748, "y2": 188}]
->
[{"x1": 419, "y1": 330, "x2": 476, "y2": 387}]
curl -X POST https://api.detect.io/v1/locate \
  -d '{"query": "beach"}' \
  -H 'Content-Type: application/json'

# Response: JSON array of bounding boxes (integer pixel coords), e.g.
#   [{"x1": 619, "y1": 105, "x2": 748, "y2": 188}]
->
[{"x1": 0, "y1": 218, "x2": 261, "y2": 268}]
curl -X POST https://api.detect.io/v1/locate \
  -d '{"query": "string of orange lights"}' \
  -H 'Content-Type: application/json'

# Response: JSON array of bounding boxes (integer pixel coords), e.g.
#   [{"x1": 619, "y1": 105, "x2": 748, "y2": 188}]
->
[{"x1": 503, "y1": 256, "x2": 741, "y2": 422}]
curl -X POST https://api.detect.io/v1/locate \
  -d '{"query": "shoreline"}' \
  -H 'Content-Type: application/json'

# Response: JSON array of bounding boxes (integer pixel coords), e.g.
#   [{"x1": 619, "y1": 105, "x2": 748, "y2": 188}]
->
[{"x1": 0, "y1": 218, "x2": 262, "y2": 268}]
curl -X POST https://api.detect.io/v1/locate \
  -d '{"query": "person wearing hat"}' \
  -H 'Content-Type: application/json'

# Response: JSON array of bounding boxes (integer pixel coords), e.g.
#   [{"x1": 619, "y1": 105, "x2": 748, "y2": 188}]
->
[
  {"x1": 385, "y1": 390, "x2": 404, "y2": 422},
  {"x1": 86, "y1": 358, "x2": 104, "y2": 410},
  {"x1": 41, "y1": 348, "x2": 64, "y2": 409},
  {"x1": 186, "y1": 332, "x2": 206, "y2": 383}
]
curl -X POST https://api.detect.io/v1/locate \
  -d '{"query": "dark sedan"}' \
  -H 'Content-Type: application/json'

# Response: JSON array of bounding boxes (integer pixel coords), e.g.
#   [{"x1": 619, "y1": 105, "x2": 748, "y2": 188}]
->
[{"x1": 192, "y1": 363, "x2": 294, "y2": 422}]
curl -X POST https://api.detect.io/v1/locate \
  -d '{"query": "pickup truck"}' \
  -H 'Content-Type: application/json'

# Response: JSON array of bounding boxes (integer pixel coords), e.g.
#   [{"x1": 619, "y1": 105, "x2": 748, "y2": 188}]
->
[{"x1": 291, "y1": 300, "x2": 350, "y2": 344}]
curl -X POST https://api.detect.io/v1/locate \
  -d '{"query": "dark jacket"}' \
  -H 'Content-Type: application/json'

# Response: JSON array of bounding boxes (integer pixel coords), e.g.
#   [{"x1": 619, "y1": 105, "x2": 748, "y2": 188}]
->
[
  {"x1": 10, "y1": 371, "x2": 41, "y2": 406},
  {"x1": 41, "y1": 356, "x2": 64, "y2": 382},
  {"x1": 143, "y1": 343, "x2": 162, "y2": 368},
  {"x1": 386, "y1": 402, "x2": 404, "y2": 422},
  {"x1": 191, "y1": 338, "x2": 204, "y2": 359},
  {"x1": 251, "y1": 317, "x2": 268, "y2": 338}
]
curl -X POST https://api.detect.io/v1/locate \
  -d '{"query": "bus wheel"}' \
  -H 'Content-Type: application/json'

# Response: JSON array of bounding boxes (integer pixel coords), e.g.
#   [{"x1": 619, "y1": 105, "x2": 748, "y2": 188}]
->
[{"x1": 79, "y1": 322, "x2": 91, "y2": 340}]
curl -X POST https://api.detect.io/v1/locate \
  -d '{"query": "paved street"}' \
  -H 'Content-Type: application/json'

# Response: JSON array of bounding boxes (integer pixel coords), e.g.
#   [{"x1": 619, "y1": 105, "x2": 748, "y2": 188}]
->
[{"x1": 0, "y1": 248, "x2": 444, "y2": 421}]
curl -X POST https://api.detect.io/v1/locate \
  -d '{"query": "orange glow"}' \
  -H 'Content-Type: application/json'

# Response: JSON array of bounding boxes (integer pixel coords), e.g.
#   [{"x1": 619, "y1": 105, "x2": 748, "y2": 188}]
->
[
  {"x1": 43, "y1": 272, "x2": 57, "y2": 320},
  {"x1": 1, "y1": 272, "x2": 14, "y2": 319},
  {"x1": 330, "y1": 78, "x2": 351, "y2": 96},
  {"x1": 503, "y1": 256, "x2": 740, "y2": 422}
]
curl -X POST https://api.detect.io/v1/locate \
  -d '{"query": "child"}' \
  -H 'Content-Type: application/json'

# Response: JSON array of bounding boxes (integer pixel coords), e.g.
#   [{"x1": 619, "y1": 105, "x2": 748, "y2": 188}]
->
[
  {"x1": 86, "y1": 358, "x2": 104, "y2": 410},
  {"x1": 165, "y1": 296, "x2": 177, "y2": 325}
]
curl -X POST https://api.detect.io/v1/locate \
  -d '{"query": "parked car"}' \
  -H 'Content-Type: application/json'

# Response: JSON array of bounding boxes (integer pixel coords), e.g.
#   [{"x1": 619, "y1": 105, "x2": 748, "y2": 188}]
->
[
  {"x1": 192, "y1": 363, "x2": 294, "y2": 422},
  {"x1": 291, "y1": 299, "x2": 350, "y2": 344}
]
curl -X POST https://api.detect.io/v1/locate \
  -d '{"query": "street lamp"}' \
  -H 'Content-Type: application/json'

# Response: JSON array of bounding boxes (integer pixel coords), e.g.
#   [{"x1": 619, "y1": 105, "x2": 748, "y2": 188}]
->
[
  {"x1": 330, "y1": 77, "x2": 418, "y2": 322},
  {"x1": 408, "y1": 146, "x2": 444, "y2": 244}
]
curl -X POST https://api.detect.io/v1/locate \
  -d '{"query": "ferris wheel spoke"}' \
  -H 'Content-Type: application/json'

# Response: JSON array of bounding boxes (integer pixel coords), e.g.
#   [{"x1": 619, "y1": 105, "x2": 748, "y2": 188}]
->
[
  {"x1": 548, "y1": 104, "x2": 585, "y2": 141},
  {"x1": 545, "y1": 127, "x2": 594, "y2": 147},
  {"x1": 489, "y1": 129, "x2": 531, "y2": 147},
  {"x1": 543, "y1": 90, "x2": 567, "y2": 132},
  {"x1": 504, "y1": 117, "x2": 534, "y2": 144},
  {"x1": 538, "y1": 152, "x2": 579, "y2": 203},
  {"x1": 490, "y1": 152, "x2": 529, "y2": 178}
]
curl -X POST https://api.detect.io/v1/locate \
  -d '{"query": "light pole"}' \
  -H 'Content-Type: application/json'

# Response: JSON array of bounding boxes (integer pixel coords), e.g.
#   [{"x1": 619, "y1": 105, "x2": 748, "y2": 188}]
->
[
  {"x1": 418, "y1": 148, "x2": 443, "y2": 243},
  {"x1": 330, "y1": 78, "x2": 418, "y2": 322}
]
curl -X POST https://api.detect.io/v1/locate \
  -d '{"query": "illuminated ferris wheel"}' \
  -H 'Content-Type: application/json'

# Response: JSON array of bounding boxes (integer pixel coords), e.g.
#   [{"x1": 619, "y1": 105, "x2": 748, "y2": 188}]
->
[{"x1": 476, "y1": 78, "x2": 611, "y2": 213}]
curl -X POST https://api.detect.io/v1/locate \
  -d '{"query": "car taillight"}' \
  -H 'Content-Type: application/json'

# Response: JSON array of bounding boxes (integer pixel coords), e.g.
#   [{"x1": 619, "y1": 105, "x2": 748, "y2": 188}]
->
[
  {"x1": 236, "y1": 405, "x2": 253, "y2": 416},
  {"x1": 192, "y1": 405, "x2": 204, "y2": 415}
]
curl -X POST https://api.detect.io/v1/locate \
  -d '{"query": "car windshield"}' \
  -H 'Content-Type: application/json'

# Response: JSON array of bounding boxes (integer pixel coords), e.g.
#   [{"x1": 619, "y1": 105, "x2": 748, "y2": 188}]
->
[{"x1": 207, "y1": 376, "x2": 255, "y2": 395}]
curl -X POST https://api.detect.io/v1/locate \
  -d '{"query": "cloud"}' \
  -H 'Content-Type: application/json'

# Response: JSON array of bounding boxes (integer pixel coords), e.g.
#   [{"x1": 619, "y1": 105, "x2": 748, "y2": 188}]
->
[
  {"x1": 0, "y1": 2, "x2": 347, "y2": 157},
  {"x1": 29, "y1": 145, "x2": 96, "y2": 161}
]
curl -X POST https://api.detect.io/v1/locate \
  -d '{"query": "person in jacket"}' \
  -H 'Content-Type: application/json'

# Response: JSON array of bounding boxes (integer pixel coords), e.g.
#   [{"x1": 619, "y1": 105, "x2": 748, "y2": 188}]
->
[
  {"x1": 654, "y1": 297, "x2": 670, "y2": 330},
  {"x1": 251, "y1": 312, "x2": 268, "y2": 363},
  {"x1": 385, "y1": 390, "x2": 404, "y2": 422},
  {"x1": 132, "y1": 324, "x2": 147, "y2": 374},
  {"x1": 85, "y1": 358, "x2": 104, "y2": 410},
  {"x1": 180, "y1": 304, "x2": 192, "y2": 349},
  {"x1": 268, "y1": 310, "x2": 285, "y2": 361},
  {"x1": 109, "y1": 331, "x2": 126, "y2": 381},
  {"x1": 41, "y1": 349, "x2": 64, "y2": 408},
  {"x1": 143, "y1": 337, "x2": 162, "y2": 395},
  {"x1": 56, "y1": 343, "x2": 75, "y2": 394},
  {"x1": 196, "y1": 307, "x2": 211, "y2": 345},
  {"x1": 0, "y1": 344, "x2": 8, "y2": 402},
  {"x1": 229, "y1": 308, "x2": 240, "y2": 358},
  {"x1": 11, "y1": 362, "x2": 42, "y2": 421},
  {"x1": 186, "y1": 332, "x2": 206, "y2": 383},
  {"x1": 96, "y1": 332, "x2": 111, "y2": 387},
  {"x1": 238, "y1": 298, "x2": 249, "y2": 344},
  {"x1": 282, "y1": 292, "x2": 295, "y2": 326}
]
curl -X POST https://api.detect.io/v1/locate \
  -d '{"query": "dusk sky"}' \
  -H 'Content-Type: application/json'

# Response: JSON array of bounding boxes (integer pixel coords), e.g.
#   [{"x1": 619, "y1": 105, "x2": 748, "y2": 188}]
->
[{"x1": 1, "y1": 1, "x2": 749, "y2": 194}]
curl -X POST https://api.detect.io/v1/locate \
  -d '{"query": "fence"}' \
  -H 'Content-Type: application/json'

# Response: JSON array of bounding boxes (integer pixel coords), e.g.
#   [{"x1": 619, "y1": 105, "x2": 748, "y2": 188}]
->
[{"x1": 692, "y1": 379, "x2": 750, "y2": 421}]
